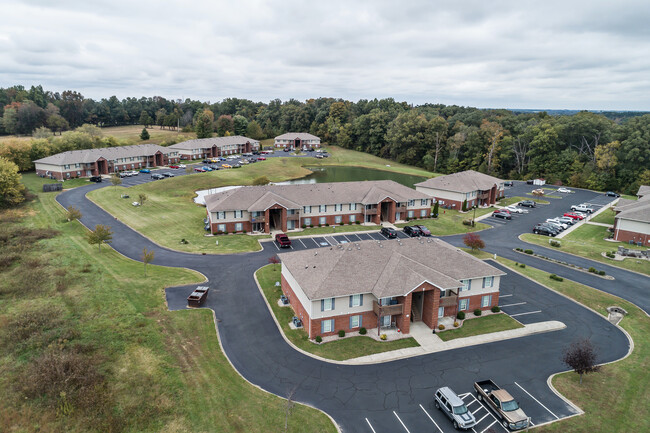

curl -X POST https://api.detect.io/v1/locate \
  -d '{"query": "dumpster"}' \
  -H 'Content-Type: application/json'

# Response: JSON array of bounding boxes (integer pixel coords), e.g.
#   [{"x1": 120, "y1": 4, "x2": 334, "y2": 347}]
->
[{"x1": 187, "y1": 286, "x2": 209, "y2": 307}]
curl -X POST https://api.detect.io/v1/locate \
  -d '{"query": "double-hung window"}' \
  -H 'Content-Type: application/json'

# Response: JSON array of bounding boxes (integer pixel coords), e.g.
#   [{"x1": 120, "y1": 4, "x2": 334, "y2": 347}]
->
[
  {"x1": 335, "y1": 215, "x2": 342, "y2": 224},
  {"x1": 319, "y1": 216, "x2": 326, "y2": 225},
  {"x1": 482, "y1": 276, "x2": 494, "y2": 288},
  {"x1": 460, "y1": 279, "x2": 471, "y2": 292},
  {"x1": 304, "y1": 206, "x2": 312, "y2": 213},
  {"x1": 334, "y1": 204, "x2": 342, "y2": 211},
  {"x1": 235, "y1": 223, "x2": 243, "y2": 232},
  {"x1": 408, "y1": 199, "x2": 415, "y2": 207},
  {"x1": 217, "y1": 224, "x2": 226, "y2": 233},
  {"x1": 408, "y1": 210, "x2": 414, "y2": 218},
  {"x1": 420, "y1": 209, "x2": 427, "y2": 217},
  {"x1": 215, "y1": 211, "x2": 225, "y2": 220},
  {"x1": 421, "y1": 199, "x2": 428, "y2": 206},
  {"x1": 321, "y1": 319, "x2": 334, "y2": 333},
  {"x1": 459, "y1": 299, "x2": 469, "y2": 311},
  {"x1": 303, "y1": 217, "x2": 311, "y2": 226},
  {"x1": 319, "y1": 204, "x2": 327, "y2": 213},
  {"x1": 349, "y1": 203, "x2": 357, "y2": 211},
  {"x1": 321, "y1": 298, "x2": 335, "y2": 311},
  {"x1": 349, "y1": 215, "x2": 356, "y2": 223},
  {"x1": 234, "y1": 210, "x2": 243, "y2": 218},
  {"x1": 349, "y1": 294, "x2": 363, "y2": 307},
  {"x1": 350, "y1": 315, "x2": 362, "y2": 329},
  {"x1": 481, "y1": 295, "x2": 492, "y2": 308}
]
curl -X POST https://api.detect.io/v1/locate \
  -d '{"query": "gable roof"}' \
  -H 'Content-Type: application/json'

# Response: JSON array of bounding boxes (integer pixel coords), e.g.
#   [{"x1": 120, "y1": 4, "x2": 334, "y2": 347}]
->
[
  {"x1": 33, "y1": 143, "x2": 174, "y2": 166},
  {"x1": 204, "y1": 180, "x2": 430, "y2": 212},
  {"x1": 415, "y1": 170, "x2": 503, "y2": 193},
  {"x1": 169, "y1": 135, "x2": 259, "y2": 150},
  {"x1": 279, "y1": 238, "x2": 505, "y2": 300},
  {"x1": 615, "y1": 196, "x2": 650, "y2": 224},
  {"x1": 637, "y1": 185, "x2": 650, "y2": 198},
  {"x1": 275, "y1": 132, "x2": 320, "y2": 141}
]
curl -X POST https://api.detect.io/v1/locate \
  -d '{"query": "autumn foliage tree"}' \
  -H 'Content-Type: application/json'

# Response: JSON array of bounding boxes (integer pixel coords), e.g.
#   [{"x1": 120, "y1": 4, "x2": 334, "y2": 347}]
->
[
  {"x1": 562, "y1": 338, "x2": 600, "y2": 384},
  {"x1": 463, "y1": 232, "x2": 485, "y2": 251}
]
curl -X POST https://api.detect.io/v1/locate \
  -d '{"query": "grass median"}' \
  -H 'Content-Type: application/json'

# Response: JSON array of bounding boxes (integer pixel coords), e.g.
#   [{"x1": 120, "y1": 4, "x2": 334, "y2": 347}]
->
[
  {"x1": 499, "y1": 196, "x2": 550, "y2": 206},
  {"x1": 395, "y1": 208, "x2": 492, "y2": 236},
  {"x1": 520, "y1": 225, "x2": 649, "y2": 276},
  {"x1": 437, "y1": 314, "x2": 523, "y2": 341},
  {"x1": 256, "y1": 264, "x2": 420, "y2": 361},
  {"x1": 590, "y1": 207, "x2": 615, "y2": 225},
  {"x1": 495, "y1": 257, "x2": 648, "y2": 433}
]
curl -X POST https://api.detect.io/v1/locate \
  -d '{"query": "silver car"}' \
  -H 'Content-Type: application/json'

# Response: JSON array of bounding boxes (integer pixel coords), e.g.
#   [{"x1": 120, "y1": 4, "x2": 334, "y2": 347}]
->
[{"x1": 435, "y1": 387, "x2": 477, "y2": 430}]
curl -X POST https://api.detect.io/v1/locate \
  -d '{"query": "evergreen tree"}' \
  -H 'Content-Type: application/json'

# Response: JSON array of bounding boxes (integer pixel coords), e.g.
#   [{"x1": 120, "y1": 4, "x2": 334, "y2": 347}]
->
[
  {"x1": 140, "y1": 127, "x2": 150, "y2": 140},
  {"x1": 195, "y1": 109, "x2": 214, "y2": 139}
]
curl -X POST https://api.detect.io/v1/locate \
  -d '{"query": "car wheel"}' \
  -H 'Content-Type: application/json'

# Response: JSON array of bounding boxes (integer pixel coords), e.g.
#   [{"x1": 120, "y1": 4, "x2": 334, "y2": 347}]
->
[
  {"x1": 477, "y1": 393, "x2": 482, "y2": 401},
  {"x1": 453, "y1": 420, "x2": 459, "y2": 430},
  {"x1": 533, "y1": 230, "x2": 538, "y2": 234},
  {"x1": 502, "y1": 420, "x2": 509, "y2": 429},
  {"x1": 435, "y1": 400, "x2": 440, "y2": 409},
  {"x1": 547, "y1": 232, "x2": 552, "y2": 236}
]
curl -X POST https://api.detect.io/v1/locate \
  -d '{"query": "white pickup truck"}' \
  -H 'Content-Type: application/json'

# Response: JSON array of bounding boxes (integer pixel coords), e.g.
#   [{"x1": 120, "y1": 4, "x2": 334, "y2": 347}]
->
[{"x1": 570, "y1": 204, "x2": 594, "y2": 213}]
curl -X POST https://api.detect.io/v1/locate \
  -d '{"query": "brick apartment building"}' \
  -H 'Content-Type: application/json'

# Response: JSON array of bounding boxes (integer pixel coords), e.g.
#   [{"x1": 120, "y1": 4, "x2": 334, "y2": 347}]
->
[
  {"x1": 279, "y1": 238, "x2": 505, "y2": 339},
  {"x1": 613, "y1": 185, "x2": 650, "y2": 246},
  {"x1": 168, "y1": 136, "x2": 259, "y2": 160},
  {"x1": 33, "y1": 144, "x2": 180, "y2": 180},
  {"x1": 203, "y1": 180, "x2": 432, "y2": 234},
  {"x1": 273, "y1": 132, "x2": 321, "y2": 150},
  {"x1": 415, "y1": 170, "x2": 504, "y2": 210}
]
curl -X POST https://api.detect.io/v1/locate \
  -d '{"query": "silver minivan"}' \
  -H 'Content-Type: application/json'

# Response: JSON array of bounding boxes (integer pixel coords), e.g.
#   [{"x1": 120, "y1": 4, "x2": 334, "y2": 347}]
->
[{"x1": 435, "y1": 387, "x2": 477, "y2": 430}]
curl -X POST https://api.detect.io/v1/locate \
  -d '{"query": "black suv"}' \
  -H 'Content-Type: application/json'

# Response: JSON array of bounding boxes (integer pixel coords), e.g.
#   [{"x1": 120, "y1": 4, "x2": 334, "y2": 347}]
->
[
  {"x1": 380, "y1": 227, "x2": 398, "y2": 238},
  {"x1": 89, "y1": 176, "x2": 102, "y2": 183},
  {"x1": 504, "y1": 181, "x2": 513, "y2": 186},
  {"x1": 403, "y1": 226, "x2": 422, "y2": 237},
  {"x1": 151, "y1": 173, "x2": 164, "y2": 180},
  {"x1": 519, "y1": 200, "x2": 537, "y2": 208},
  {"x1": 606, "y1": 191, "x2": 620, "y2": 197}
]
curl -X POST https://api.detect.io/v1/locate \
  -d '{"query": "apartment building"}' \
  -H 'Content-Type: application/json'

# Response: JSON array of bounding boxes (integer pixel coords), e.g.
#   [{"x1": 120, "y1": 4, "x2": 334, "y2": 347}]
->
[
  {"x1": 168, "y1": 136, "x2": 259, "y2": 160},
  {"x1": 274, "y1": 132, "x2": 321, "y2": 149},
  {"x1": 613, "y1": 185, "x2": 650, "y2": 246},
  {"x1": 415, "y1": 170, "x2": 504, "y2": 209}
]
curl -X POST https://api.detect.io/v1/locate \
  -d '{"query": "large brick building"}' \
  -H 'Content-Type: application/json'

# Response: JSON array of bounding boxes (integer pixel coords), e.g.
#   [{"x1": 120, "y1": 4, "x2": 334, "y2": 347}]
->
[
  {"x1": 168, "y1": 136, "x2": 259, "y2": 160},
  {"x1": 279, "y1": 238, "x2": 505, "y2": 339},
  {"x1": 33, "y1": 144, "x2": 180, "y2": 180},
  {"x1": 203, "y1": 180, "x2": 432, "y2": 234},
  {"x1": 415, "y1": 170, "x2": 504, "y2": 210},
  {"x1": 274, "y1": 132, "x2": 320, "y2": 150},
  {"x1": 613, "y1": 185, "x2": 650, "y2": 246}
]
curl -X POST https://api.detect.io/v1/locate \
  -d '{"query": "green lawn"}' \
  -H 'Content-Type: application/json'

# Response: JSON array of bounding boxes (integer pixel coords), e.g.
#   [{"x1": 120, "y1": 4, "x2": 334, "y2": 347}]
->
[
  {"x1": 21, "y1": 172, "x2": 96, "y2": 191},
  {"x1": 395, "y1": 208, "x2": 491, "y2": 236},
  {"x1": 495, "y1": 257, "x2": 649, "y2": 433},
  {"x1": 526, "y1": 192, "x2": 562, "y2": 199},
  {"x1": 437, "y1": 314, "x2": 523, "y2": 341},
  {"x1": 520, "y1": 225, "x2": 649, "y2": 276},
  {"x1": 257, "y1": 264, "x2": 420, "y2": 361},
  {"x1": 590, "y1": 208, "x2": 616, "y2": 225},
  {"x1": 499, "y1": 196, "x2": 550, "y2": 206},
  {"x1": 0, "y1": 182, "x2": 335, "y2": 432}
]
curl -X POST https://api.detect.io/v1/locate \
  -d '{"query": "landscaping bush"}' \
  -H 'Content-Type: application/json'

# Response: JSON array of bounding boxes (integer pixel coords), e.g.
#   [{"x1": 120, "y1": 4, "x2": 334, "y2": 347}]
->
[
  {"x1": 438, "y1": 324, "x2": 445, "y2": 330},
  {"x1": 606, "y1": 252, "x2": 615, "y2": 258},
  {"x1": 453, "y1": 321, "x2": 459, "y2": 327},
  {"x1": 242, "y1": 230, "x2": 247, "y2": 234},
  {"x1": 516, "y1": 247, "x2": 523, "y2": 252},
  {"x1": 524, "y1": 249, "x2": 533, "y2": 254},
  {"x1": 380, "y1": 334, "x2": 387, "y2": 340},
  {"x1": 550, "y1": 274, "x2": 564, "y2": 282},
  {"x1": 588, "y1": 267, "x2": 596, "y2": 273},
  {"x1": 302, "y1": 224, "x2": 306, "y2": 229},
  {"x1": 457, "y1": 311, "x2": 465, "y2": 320},
  {"x1": 491, "y1": 306, "x2": 500, "y2": 313},
  {"x1": 598, "y1": 270, "x2": 606, "y2": 276},
  {"x1": 315, "y1": 336, "x2": 322, "y2": 343},
  {"x1": 519, "y1": 263, "x2": 526, "y2": 268},
  {"x1": 462, "y1": 219, "x2": 473, "y2": 226},
  {"x1": 325, "y1": 223, "x2": 329, "y2": 227},
  {"x1": 359, "y1": 327, "x2": 367, "y2": 335},
  {"x1": 309, "y1": 224, "x2": 314, "y2": 228},
  {"x1": 550, "y1": 240, "x2": 561, "y2": 247},
  {"x1": 474, "y1": 309, "x2": 482, "y2": 316},
  {"x1": 355, "y1": 221, "x2": 360, "y2": 224},
  {"x1": 338, "y1": 330, "x2": 345, "y2": 338}
]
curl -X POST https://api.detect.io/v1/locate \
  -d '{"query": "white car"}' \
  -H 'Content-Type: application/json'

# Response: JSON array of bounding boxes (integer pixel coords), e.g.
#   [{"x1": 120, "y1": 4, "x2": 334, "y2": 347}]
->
[
  {"x1": 505, "y1": 205, "x2": 524, "y2": 214},
  {"x1": 546, "y1": 218, "x2": 568, "y2": 229},
  {"x1": 557, "y1": 187, "x2": 572, "y2": 193},
  {"x1": 178, "y1": 164, "x2": 186, "y2": 169},
  {"x1": 129, "y1": 170, "x2": 139, "y2": 176}
]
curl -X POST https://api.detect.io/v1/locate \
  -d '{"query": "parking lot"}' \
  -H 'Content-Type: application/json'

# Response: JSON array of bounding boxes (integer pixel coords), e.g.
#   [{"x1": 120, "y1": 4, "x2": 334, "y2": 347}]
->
[{"x1": 263, "y1": 228, "x2": 418, "y2": 252}]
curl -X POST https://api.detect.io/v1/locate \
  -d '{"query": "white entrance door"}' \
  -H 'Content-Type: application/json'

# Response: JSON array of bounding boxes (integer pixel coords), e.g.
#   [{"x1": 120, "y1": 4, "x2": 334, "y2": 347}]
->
[
  {"x1": 287, "y1": 220, "x2": 295, "y2": 230},
  {"x1": 438, "y1": 306, "x2": 445, "y2": 318},
  {"x1": 380, "y1": 315, "x2": 391, "y2": 327}
]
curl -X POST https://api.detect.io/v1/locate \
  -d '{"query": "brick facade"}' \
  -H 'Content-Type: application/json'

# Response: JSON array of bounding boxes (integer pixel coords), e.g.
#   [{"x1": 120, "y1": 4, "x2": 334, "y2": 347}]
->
[
  {"x1": 210, "y1": 220, "x2": 252, "y2": 234},
  {"x1": 613, "y1": 227, "x2": 649, "y2": 246}
]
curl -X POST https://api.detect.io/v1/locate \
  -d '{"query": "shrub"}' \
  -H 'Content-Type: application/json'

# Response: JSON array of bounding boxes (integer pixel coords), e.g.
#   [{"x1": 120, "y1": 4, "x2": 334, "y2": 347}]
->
[
  {"x1": 516, "y1": 247, "x2": 523, "y2": 252},
  {"x1": 519, "y1": 263, "x2": 526, "y2": 268},
  {"x1": 453, "y1": 321, "x2": 459, "y2": 327},
  {"x1": 524, "y1": 249, "x2": 533, "y2": 254},
  {"x1": 242, "y1": 230, "x2": 247, "y2": 234},
  {"x1": 457, "y1": 311, "x2": 465, "y2": 320},
  {"x1": 438, "y1": 324, "x2": 445, "y2": 330},
  {"x1": 315, "y1": 336, "x2": 322, "y2": 343},
  {"x1": 474, "y1": 309, "x2": 482, "y2": 316},
  {"x1": 348, "y1": 221, "x2": 353, "y2": 225},
  {"x1": 302, "y1": 224, "x2": 306, "y2": 229},
  {"x1": 598, "y1": 270, "x2": 606, "y2": 276},
  {"x1": 491, "y1": 306, "x2": 500, "y2": 313},
  {"x1": 355, "y1": 221, "x2": 360, "y2": 224},
  {"x1": 359, "y1": 327, "x2": 367, "y2": 335},
  {"x1": 588, "y1": 267, "x2": 596, "y2": 273},
  {"x1": 606, "y1": 252, "x2": 614, "y2": 258},
  {"x1": 310, "y1": 224, "x2": 314, "y2": 228},
  {"x1": 380, "y1": 334, "x2": 387, "y2": 340},
  {"x1": 462, "y1": 219, "x2": 473, "y2": 226},
  {"x1": 550, "y1": 240, "x2": 561, "y2": 247},
  {"x1": 550, "y1": 274, "x2": 564, "y2": 282},
  {"x1": 338, "y1": 330, "x2": 345, "y2": 337}
]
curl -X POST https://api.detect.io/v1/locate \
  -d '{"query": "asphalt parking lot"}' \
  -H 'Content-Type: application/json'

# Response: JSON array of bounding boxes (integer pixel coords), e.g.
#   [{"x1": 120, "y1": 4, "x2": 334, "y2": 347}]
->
[{"x1": 264, "y1": 229, "x2": 415, "y2": 251}]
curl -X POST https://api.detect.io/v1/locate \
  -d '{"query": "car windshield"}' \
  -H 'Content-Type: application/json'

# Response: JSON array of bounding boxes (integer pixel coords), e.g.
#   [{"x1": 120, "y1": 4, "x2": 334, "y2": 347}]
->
[
  {"x1": 502, "y1": 399, "x2": 519, "y2": 411},
  {"x1": 453, "y1": 404, "x2": 468, "y2": 415}
]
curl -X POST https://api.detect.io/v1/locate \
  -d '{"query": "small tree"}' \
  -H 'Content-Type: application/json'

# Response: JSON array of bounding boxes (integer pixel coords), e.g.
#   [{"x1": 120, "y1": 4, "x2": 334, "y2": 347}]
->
[
  {"x1": 140, "y1": 128, "x2": 150, "y2": 141},
  {"x1": 110, "y1": 174, "x2": 122, "y2": 188},
  {"x1": 66, "y1": 206, "x2": 82, "y2": 222},
  {"x1": 142, "y1": 247, "x2": 154, "y2": 276},
  {"x1": 463, "y1": 232, "x2": 485, "y2": 251},
  {"x1": 432, "y1": 200, "x2": 439, "y2": 217},
  {"x1": 562, "y1": 338, "x2": 600, "y2": 384},
  {"x1": 86, "y1": 225, "x2": 113, "y2": 252},
  {"x1": 462, "y1": 199, "x2": 468, "y2": 212},
  {"x1": 269, "y1": 255, "x2": 280, "y2": 266},
  {"x1": 138, "y1": 193, "x2": 147, "y2": 206}
]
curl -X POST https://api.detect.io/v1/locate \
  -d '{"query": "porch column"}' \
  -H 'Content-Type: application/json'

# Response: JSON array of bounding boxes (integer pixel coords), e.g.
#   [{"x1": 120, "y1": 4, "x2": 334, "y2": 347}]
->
[
  {"x1": 281, "y1": 208, "x2": 288, "y2": 232},
  {"x1": 264, "y1": 209, "x2": 270, "y2": 233}
]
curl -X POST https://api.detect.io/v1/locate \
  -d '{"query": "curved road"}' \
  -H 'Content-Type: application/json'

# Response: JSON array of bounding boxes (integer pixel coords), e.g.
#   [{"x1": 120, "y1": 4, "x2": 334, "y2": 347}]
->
[{"x1": 57, "y1": 179, "x2": 641, "y2": 433}]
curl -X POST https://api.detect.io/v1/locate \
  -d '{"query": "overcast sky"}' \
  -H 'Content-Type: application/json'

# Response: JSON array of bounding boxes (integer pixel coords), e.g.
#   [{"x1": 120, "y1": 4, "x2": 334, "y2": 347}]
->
[{"x1": 1, "y1": 0, "x2": 649, "y2": 110}]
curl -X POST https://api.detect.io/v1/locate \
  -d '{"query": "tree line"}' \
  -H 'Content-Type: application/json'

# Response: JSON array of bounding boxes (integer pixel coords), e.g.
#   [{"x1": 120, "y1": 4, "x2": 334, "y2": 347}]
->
[{"x1": 1, "y1": 85, "x2": 649, "y2": 194}]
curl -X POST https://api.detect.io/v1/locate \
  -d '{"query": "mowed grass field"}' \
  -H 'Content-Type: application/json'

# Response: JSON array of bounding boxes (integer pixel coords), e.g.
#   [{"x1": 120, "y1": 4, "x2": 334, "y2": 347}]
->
[
  {"x1": 437, "y1": 314, "x2": 523, "y2": 341},
  {"x1": 395, "y1": 207, "x2": 492, "y2": 236},
  {"x1": 87, "y1": 146, "x2": 435, "y2": 253},
  {"x1": 495, "y1": 257, "x2": 649, "y2": 433},
  {"x1": 590, "y1": 207, "x2": 616, "y2": 225},
  {"x1": 520, "y1": 224, "x2": 649, "y2": 276},
  {"x1": 0, "y1": 179, "x2": 336, "y2": 433}
]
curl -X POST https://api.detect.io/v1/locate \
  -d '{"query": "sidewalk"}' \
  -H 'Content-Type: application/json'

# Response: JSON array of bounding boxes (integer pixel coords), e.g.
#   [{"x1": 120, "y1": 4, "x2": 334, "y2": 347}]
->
[{"x1": 342, "y1": 320, "x2": 566, "y2": 365}]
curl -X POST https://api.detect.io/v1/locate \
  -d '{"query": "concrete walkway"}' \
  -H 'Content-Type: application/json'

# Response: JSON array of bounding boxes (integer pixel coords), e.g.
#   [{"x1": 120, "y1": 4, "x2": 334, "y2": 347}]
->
[
  {"x1": 586, "y1": 221, "x2": 613, "y2": 227},
  {"x1": 343, "y1": 320, "x2": 566, "y2": 365}
]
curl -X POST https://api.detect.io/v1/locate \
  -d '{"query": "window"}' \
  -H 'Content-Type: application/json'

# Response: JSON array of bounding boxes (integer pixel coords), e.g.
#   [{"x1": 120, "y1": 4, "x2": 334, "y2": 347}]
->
[
  {"x1": 408, "y1": 199, "x2": 415, "y2": 206},
  {"x1": 215, "y1": 211, "x2": 225, "y2": 220},
  {"x1": 350, "y1": 315, "x2": 362, "y2": 329},
  {"x1": 64, "y1": 165, "x2": 70, "y2": 170},
  {"x1": 460, "y1": 279, "x2": 471, "y2": 291},
  {"x1": 234, "y1": 210, "x2": 243, "y2": 218},
  {"x1": 349, "y1": 203, "x2": 357, "y2": 211},
  {"x1": 319, "y1": 205, "x2": 327, "y2": 213},
  {"x1": 438, "y1": 306, "x2": 445, "y2": 318},
  {"x1": 303, "y1": 217, "x2": 311, "y2": 226},
  {"x1": 349, "y1": 294, "x2": 363, "y2": 307},
  {"x1": 217, "y1": 224, "x2": 226, "y2": 232},
  {"x1": 76, "y1": 171, "x2": 81, "y2": 176},
  {"x1": 335, "y1": 215, "x2": 342, "y2": 224},
  {"x1": 483, "y1": 276, "x2": 494, "y2": 288},
  {"x1": 334, "y1": 204, "x2": 342, "y2": 211},
  {"x1": 235, "y1": 223, "x2": 243, "y2": 232},
  {"x1": 349, "y1": 215, "x2": 356, "y2": 223},
  {"x1": 321, "y1": 298, "x2": 335, "y2": 311},
  {"x1": 482, "y1": 295, "x2": 492, "y2": 308},
  {"x1": 421, "y1": 199, "x2": 428, "y2": 206},
  {"x1": 321, "y1": 319, "x2": 334, "y2": 334},
  {"x1": 408, "y1": 210, "x2": 414, "y2": 218},
  {"x1": 74, "y1": 163, "x2": 80, "y2": 168},
  {"x1": 287, "y1": 209, "x2": 296, "y2": 215},
  {"x1": 303, "y1": 206, "x2": 312, "y2": 213},
  {"x1": 420, "y1": 209, "x2": 427, "y2": 217},
  {"x1": 439, "y1": 200, "x2": 445, "y2": 205},
  {"x1": 365, "y1": 204, "x2": 374, "y2": 210},
  {"x1": 319, "y1": 216, "x2": 326, "y2": 225},
  {"x1": 459, "y1": 299, "x2": 469, "y2": 311}
]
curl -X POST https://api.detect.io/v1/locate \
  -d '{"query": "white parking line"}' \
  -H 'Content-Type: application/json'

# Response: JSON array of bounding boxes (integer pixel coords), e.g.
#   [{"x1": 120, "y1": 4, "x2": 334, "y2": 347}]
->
[
  {"x1": 459, "y1": 392, "x2": 471, "y2": 398},
  {"x1": 327, "y1": 236, "x2": 338, "y2": 245},
  {"x1": 481, "y1": 420, "x2": 498, "y2": 433},
  {"x1": 499, "y1": 294, "x2": 513, "y2": 298},
  {"x1": 471, "y1": 405, "x2": 485, "y2": 415},
  {"x1": 352, "y1": 234, "x2": 363, "y2": 241},
  {"x1": 272, "y1": 241, "x2": 279, "y2": 251},
  {"x1": 378, "y1": 232, "x2": 388, "y2": 240},
  {"x1": 419, "y1": 404, "x2": 443, "y2": 433},
  {"x1": 299, "y1": 239, "x2": 307, "y2": 249},
  {"x1": 514, "y1": 382, "x2": 559, "y2": 419},
  {"x1": 510, "y1": 310, "x2": 542, "y2": 317},
  {"x1": 475, "y1": 413, "x2": 490, "y2": 424},
  {"x1": 311, "y1": 238, "x2": 320, "y2": 247},
  {"x1": 344, "y1": 235, "x2": 352, "y2": 243},
  {"x1": 393, "y1": 411, "x2": 411, "y2": 433},
  {"x1": 365, "y1": 418, "x2": 377, "y2": 433},
  {"x1": 500, "y1": 302, "x2": 527, "y2": 307}
]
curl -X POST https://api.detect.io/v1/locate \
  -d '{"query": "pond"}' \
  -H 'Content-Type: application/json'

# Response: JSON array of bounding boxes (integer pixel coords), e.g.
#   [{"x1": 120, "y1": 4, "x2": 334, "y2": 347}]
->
[{"x1": 276, "y1": 166, "x2": 427, "y2": 188}]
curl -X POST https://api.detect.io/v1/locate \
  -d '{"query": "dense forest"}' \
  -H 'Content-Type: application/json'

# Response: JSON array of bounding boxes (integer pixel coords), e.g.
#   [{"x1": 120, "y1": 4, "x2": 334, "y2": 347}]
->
[{"x1": 1, "y1": 85, "x2": 649, "y2": 194}]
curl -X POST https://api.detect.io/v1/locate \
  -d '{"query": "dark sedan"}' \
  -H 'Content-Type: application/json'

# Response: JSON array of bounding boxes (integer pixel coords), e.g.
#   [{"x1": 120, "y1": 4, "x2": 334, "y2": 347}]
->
[
  {"x1": 518, "y1": 200, "x2": 537, "y2": 208},
  {"x1": 380, "y1": 227, "x2": 398, "y2": 238},
  {"x1": 151, "y1": 173, "x2": 164, "y2": 180},
  {"x1": 493, "y1": 210, "x2": 512, "y2": 220},
  {"x1": 415, "y1": 225, "x2": 432, "y2": 236},
  {"x1": 403, "y1": 226, "x2": 422, "y2": 237}
]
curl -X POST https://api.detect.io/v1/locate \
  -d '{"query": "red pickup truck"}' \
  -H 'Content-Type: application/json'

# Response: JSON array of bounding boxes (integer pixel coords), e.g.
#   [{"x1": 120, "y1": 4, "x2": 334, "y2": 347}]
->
[{"x1": 275, "y1": 233, "x2": 291, "y2": 248}]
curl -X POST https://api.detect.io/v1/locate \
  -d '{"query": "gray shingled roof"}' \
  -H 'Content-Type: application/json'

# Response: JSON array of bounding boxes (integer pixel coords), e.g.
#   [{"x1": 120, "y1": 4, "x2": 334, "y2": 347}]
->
[
  {"x1": 204, "y1": 180, "x2": 430, "y2": 212},
  {"x1": 616, "y1": 195, "x2": 650, "y2": 224},
  {"x1": 169, "y1": 135, "x2": 259, "y2": 150},
  {"x1": 33, "y1": 143, "x2": 174, "y2": 165},
  {"x1": 279, "y1": 238, "x2": 505, "y2": 300},
  {"x1": 275, "y1": 132, "x2": 320, "y2": 141},
  {"x1": 415, "y1": 170, "x2": 503, "y2": 193},
  {"x1": 637, "y1": 185, "x2": 650, "y2": 198}
]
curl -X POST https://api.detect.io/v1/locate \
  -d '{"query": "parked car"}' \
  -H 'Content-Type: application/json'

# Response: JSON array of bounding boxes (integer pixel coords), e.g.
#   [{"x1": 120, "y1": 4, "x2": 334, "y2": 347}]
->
[
  {"x1": 504, "y1": 181, "x2": 514, "y2": 187},
  {"x1": 526, "y1": 179, "x2": 534, "y2": 185},
  {"x1": 505, "y1": 205, "x2": 524, "y2": 214},
  {"x1": 557, "y1": 187, "x2": 572, "y2": 193},
  {"x1": 178, "y1": 164, "x2": 186, "y2": 169},
  {"x1": 194, "y1": 167, "x2": 206, "y2": 172},
  {"x1": 415, "y1": 225, "x2": 432, "y2": 236},
  {"x1": 169, "y1": 165, "x2": 180, "y2": 169},
  {"x1": 533, "y1": 224, "x2": 557, "y2": 236},
  {"x1": 518, "y1": 200, "x2": 536, "y2": 208},
  {"x1": 151, "y1": 173, "x2": 164, "y2": 180},
  {"x1": 435, "y1": 387, "x2": 477, "y2": 430},
  {"x1": 221, "y1": 164, "x2": 232, "y2": 169},
  {"x1": 202, "y1": 159, "x2": 210, "y2": 164},
  {"x1": 538, "y1": 222, "x2": 562, "y2": 234},
  {"x1": 546, "y1": 218, "x2": 568, "y2": 229},
  {"x1": 563, "y1": 212, "x2": 584, "y2": 220},
  {"x1": 315, "y1": 154, "x2": 324, "y2": 159},
  {"x1": 570, "y1": 204, "x2": 594, "y2": 213},
  {"x1": 232, "y1": 164, "x2": 242, "y2": 169},
  {"x1": 257, "y1": 156, "x2": 267, "y2": 161},
  {"x1": 139, "y1": 168, "x2": 151, "y2": 173},
  {"x1": 162, "y1": 172, "x2": 174, "y2": 177},
  {"x1": 544, "y1": 220, "x2": 565, "y2": 231},
  {"x1": 403, "y1": 226, "x2": 422, "y2": 237},
  {"x1": 380, "y1": 227, "x2": 398, "y2": 238},
  {"x1": 202, "y1": 166, "x2": 213, "y2": 171},
  {"x1": 275, "y1": 233, "x2": 291, "y2": 248},
  {"x1": 493, "y1": 210, "x2": 511, "y2": 220},
  {"x1": 89, "y1": 176, "x2": 103, "y2": 183},
  {"x1": 531, "y1": 188, "x2": 545, "y2": 195},
  {"x1": 474, "y1": 380, "x2": 530, "y2": 430},
  {"x1": 557, "y1": 216, "x2": 576, "y2": 225},
  {"x1": 606, "y1": 191, "x2": 620, "y2": 197},
  {"x1": 119, "y1": 171, "x2": 129, "y2": 178}
]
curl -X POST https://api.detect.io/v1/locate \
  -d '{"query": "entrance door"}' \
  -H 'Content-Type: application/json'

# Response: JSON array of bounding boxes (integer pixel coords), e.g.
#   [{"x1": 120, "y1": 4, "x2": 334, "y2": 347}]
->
[
  {"x1": 438, "y1": 306, "x2": 445, "y2": 318},
  {"x1": 380, "y1": 315, "x2": 391, "y2": 328},
  {"x1": 395, "y1": 212, "x2": 401, "y2": 221},
  {"x1": 287, "y1": 220, "x2": 295, "y2": 230},
  {"x1": 269, "y1": 208, "x2": 282, "y2": 231},
  {"x1": 380, "y1": 202, "x2": 390, "y2": 222},
  {"x1": 365, "y1": 214, "x2": 373, "y2": 223}
]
